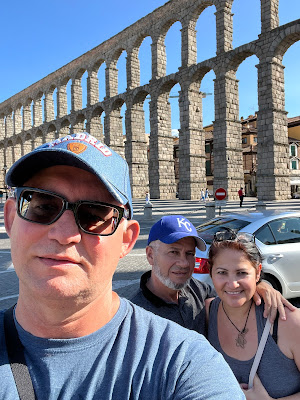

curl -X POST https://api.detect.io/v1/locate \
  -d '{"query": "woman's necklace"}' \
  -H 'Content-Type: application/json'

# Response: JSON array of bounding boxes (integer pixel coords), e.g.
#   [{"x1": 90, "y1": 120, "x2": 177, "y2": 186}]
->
[{"x1": 221, "y1": 299, "x2": 253, "y2": 349}]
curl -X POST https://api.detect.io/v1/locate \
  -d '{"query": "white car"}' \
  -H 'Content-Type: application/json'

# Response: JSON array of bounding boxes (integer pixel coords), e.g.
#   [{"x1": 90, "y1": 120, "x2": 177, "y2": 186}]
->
[{"x1": 193, "y1": 210, "x2": 300, "y2": 299}]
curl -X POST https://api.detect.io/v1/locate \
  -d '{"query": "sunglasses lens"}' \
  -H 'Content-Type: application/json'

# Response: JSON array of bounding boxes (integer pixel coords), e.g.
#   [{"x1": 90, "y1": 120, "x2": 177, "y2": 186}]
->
[
  {"x1": 77, "y1": 203, "x2": 120, "y2": 235},
  {"x1": 19, "y1": 190, "x2": 64, "y2": 224}
]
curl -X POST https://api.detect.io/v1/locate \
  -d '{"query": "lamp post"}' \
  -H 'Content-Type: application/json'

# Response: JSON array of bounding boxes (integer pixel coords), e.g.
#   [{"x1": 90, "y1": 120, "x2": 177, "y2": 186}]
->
[{"x1": 3, "y1": 164, "x2": 7, "y2": 200}]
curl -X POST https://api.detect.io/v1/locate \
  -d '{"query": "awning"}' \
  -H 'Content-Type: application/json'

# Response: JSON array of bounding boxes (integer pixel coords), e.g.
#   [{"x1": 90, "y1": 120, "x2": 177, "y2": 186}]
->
[{"x1": 290, "y1": 179, "x2": 300, "y2": 185}]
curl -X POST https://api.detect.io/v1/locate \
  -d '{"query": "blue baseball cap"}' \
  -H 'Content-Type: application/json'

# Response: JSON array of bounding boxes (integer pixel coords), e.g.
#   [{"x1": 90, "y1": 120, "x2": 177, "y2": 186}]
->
[
  {"x1": 148, "y1": 215, "x2": 206, "y2": 251},
  {"x1": 6, "y1": 132, "x2": 133, "y2": 218}
]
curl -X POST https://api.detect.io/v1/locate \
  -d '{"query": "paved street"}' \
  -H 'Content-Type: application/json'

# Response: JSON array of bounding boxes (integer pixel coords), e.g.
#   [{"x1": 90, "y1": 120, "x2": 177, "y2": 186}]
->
[{"x1": 1, "y1": 197, "x2": 300, "y2": 309}]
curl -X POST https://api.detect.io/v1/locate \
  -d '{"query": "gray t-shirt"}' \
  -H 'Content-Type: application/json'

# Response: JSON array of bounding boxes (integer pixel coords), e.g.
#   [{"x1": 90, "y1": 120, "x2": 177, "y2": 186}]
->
[
  {"x1": 0, "y1": 298, "x2": 245, "y2": 399},
  {"x1": 130, "y1": 271, "x2": 216, "y2": 332}
]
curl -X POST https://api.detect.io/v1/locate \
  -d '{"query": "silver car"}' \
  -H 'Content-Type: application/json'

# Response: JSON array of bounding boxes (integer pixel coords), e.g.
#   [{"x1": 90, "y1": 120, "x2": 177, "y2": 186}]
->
[{"x1": 193, "y1": 210, "x2": 300, "y2": 299}]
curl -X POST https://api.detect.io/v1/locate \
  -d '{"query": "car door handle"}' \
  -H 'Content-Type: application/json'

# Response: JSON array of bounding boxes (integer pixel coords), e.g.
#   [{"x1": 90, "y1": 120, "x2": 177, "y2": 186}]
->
[{"x1": 268, "y1": 254, "x2": 283, "y2": 263}]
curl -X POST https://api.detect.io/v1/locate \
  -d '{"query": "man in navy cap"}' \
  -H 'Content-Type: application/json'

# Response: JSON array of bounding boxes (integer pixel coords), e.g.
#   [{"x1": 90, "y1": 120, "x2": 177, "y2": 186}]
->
[
  {"x1": 131, "y1": 215, "x2": 293, "y2": 332},
  {"x1": 0, "y1": 133, "x2": 245, "y2": 399}
]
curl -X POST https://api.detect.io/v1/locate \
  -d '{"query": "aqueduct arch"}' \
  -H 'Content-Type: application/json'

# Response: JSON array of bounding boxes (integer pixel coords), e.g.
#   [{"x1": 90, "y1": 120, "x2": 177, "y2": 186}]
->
[{"x1": 0, "y1": 0, "x2": 299, "y2": 200}]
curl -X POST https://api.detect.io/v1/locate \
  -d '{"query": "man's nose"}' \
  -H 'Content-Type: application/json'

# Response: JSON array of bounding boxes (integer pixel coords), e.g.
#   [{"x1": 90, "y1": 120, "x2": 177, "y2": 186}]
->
[
  {"x1": 178, "y1": 253, "x2": 190, "y2": 267},
  {"x1": 47, "y1": 209, "x2": 82, "y2": 244}
]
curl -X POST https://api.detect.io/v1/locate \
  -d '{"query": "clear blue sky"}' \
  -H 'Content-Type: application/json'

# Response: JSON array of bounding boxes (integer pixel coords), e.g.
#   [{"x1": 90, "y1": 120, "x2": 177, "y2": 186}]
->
[{"x1": 0, "y1": 0, "x2": 299, "y2": 132}]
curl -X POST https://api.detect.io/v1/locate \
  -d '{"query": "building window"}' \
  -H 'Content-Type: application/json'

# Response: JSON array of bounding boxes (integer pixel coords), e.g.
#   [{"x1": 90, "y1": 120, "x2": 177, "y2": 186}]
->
[
  {"x1": 291, "y1": 159, "x2": 298, "y2": 170},
  {"x1": 206, "y1": 160, "x2": 212, "y2": 175},
  {"x1": 205, "y1": 143, "x2": 211, "y2": 153},
  {"x1": 242, "y1": 137, "x2": 247, "y2": 144},
  {"x1": 290, "y1": 144, "x2": 297, "y2": 157},
  {"x1": 253, "y1": 137, "x2": 258, "y2": 143}
]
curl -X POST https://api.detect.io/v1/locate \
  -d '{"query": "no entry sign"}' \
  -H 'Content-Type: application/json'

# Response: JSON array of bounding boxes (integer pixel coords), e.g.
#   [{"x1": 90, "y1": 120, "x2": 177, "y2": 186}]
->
[{"x1": 215, "y1": 187, "x2": 227, "y2": 201}]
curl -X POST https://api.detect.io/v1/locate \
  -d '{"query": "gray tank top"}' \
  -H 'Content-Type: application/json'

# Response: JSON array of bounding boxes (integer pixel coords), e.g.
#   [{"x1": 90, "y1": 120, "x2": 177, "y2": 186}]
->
[{"x1": 208, "y1": 298, "x2": 300, "y2": 398}]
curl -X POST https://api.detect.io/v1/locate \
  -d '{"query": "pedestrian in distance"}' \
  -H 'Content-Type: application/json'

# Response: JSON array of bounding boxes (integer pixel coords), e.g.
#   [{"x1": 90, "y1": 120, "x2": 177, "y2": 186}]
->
[
  {"x1": 204, "y1": 232, "x2": 300, "y2": 399},
  {"x1": 200, "y1": 188, "x2": 205, "y2": 202},
  {"x1": 1, "y1": 132, "x2": 245, "y2": 399},
  {"x1": 238, "y1": 187, "x2": 244, "y2": 207},
  {"x1": 130, "y1": 215, "x2": 295, "y2": 333},
  {"x1": 205, "y1": 188, "x2": 210, "y2": 202}
]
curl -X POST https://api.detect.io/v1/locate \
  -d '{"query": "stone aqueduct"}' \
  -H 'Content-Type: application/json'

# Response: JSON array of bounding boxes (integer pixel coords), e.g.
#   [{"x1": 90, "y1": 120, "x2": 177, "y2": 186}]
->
[{"x1": 0, "y1": 0, "x2": 299, "y2": 200}]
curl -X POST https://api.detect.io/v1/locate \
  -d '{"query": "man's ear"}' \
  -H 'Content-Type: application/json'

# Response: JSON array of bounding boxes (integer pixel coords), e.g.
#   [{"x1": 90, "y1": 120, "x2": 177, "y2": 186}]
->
[
  {"x1": 4, "y1": 198, "x2": 17, "y2": 238},
  {"x1": 145, "y1": 245, "x2": 154, "y2": 265},
  {"x1": 120, "y1": 219, "x2": 140, "y2": 259}
]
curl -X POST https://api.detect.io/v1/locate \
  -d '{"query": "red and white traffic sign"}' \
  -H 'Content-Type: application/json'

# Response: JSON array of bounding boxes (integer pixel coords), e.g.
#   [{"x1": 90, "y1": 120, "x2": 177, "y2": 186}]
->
[{"x1": 214, "y1": 187, "x2": 227, "y2": 201}]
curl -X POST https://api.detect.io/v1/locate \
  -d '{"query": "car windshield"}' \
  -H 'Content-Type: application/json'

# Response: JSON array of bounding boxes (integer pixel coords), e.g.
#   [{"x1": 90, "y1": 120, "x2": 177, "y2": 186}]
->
[{"x1": 196, "y1": 217, "x2": 251, "y2": 244}]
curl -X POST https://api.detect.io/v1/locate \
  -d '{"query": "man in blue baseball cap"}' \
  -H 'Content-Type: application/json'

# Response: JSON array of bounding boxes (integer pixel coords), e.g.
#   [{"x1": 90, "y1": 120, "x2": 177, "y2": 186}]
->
[
  {"x1": 131, "y1": 215, "x2": 294, "y2": 332},
  {"x1": 0, "y1": 133, "x2": 246, "y2": 399},
  {"x1": 131, "y1": 215, "x2": 216, "y2": 331}
]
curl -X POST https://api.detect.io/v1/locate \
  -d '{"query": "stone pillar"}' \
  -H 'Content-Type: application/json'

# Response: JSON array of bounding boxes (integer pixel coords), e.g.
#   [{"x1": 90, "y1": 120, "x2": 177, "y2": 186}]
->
[
  {"x1": 0, "y1": 115, "x2": 5, "y2": 139},
  {"x1": 5, "y1": 112, "x2": 13, "y2": 138},
  {"x1": 57, "y1": 85, "x2": 68, "y2": 118},
  {"x1": 125, "y1": 102, "x2": 149, "y2": 198},
  {"x1": 23, "y1": 102, "x2": 32, "y2": 131},
  {"x1": 71, "y1": 78, "x2": 82, "y2": 111},
  {"x1": 215, "y1": 4, "x2": 233, "y2": 54},
  {"x1": 256, "y1": 59, "x2": 290, "y2": 200},
  {"x1": 33, "y1": 97, "x2": 43, "y2": 127},
  {"x1": 260, "y1": 0, "x2": 279, "y2": 33},
  {"x1": 24, "y1": 135, "x2": 33, "y2": 154},
  {"x1": 104, "y1": 109, "x2": 124, "y2": 157},
  {"x1": 149, "y1": 96, "x2": 176, "y2": 199},
  {"x1": 213, "y1": 72, "x2": 244, "y2": 199},
  {"x1": 151, "y1": 36, "x2": 166, "y2": 79},
  {"x1": 126, "y1": 49, "x2": 140, "y2": 90},
  {"x1": 14, "y1": 139, "x2": 23, "y2": 160},
  {"x1": 178, "y1": 87, "x2": 206, "y2": 199},
  {"x1": 13, "y1": 107, "x2": 22, "y2": 134},
  {"x1": 105, "y1": 63, "x2": 118, "y2": 98},
  {"x1": 87, "y1": 71, "x2": 99, "y2": 106},
  {"x1": 87, "y1": 115, "x2": 103, "y2": 140},
  {"x1": 181, "y1": 22, "x2": 197, "y2": 67},
  {"x1": 6, "y1": 142, "x2": 15, "y2": 167}
]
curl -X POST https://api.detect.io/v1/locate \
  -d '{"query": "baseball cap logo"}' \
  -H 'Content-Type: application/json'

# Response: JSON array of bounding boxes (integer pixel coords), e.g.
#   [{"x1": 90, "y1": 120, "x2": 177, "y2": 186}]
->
[
  {"x1": 67, "y1": 142, "x2": 87, "y2": 154},
  {"x1": 177, "y1": 217, "x2": 192, "y2": 232}
]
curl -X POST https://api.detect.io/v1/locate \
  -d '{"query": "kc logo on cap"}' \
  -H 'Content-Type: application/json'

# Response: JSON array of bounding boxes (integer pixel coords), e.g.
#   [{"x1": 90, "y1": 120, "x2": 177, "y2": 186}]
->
[{"x1": 177, "y1": 217, "x2": 193, "y2": 232}]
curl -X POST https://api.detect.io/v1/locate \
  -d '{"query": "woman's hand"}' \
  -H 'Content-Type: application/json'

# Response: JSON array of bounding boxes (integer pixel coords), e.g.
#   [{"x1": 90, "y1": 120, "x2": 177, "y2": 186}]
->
[{"x1": 241, "y1": 375, "x2": 272, "y2": 400}]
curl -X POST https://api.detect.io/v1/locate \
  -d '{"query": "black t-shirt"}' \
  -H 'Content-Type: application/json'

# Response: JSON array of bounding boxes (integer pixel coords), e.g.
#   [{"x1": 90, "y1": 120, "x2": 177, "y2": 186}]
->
[{"x1": 130, "y1": 270, "x2": 216, "y2": 333}]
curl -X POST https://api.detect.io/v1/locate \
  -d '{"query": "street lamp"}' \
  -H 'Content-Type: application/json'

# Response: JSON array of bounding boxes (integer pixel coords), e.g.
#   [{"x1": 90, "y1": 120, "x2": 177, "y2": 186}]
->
[{"x1": 3, "y1": 164, "x2": 7, "y2": 199}]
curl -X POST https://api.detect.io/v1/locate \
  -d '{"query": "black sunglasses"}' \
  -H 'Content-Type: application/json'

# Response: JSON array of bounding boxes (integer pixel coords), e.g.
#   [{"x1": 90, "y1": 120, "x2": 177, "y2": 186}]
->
[
  {"x1": 14, "y1": 187, "x2": 129, "y2": 236},
  {"x1": 214, "y1": 228, "x2": 255, "y2": 243}
]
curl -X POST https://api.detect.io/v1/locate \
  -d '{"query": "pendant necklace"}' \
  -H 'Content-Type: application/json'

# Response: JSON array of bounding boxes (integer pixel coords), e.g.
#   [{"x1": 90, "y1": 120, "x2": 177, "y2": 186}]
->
[{"x1": 222, "y1": 299, "x2": 253, "y2": 349}]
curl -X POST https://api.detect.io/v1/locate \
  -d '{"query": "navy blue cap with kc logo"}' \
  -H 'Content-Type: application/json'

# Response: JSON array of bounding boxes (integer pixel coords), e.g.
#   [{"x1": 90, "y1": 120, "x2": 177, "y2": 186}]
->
[{"x1": 147, "y1": 215, "x2": 206, "y2": 251}]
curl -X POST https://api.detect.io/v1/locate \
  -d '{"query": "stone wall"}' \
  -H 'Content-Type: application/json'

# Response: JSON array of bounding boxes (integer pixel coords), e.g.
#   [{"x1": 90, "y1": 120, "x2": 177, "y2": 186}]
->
[{"x1": 0, "y1": 0, "x2": 299, "y2": 200}]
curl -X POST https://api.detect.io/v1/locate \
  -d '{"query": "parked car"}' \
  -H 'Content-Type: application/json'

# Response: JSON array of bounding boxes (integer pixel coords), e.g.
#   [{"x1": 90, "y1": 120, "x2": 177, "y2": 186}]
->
[{"x1": 193, "y1": 210, "x2": 300, "y2": 299}]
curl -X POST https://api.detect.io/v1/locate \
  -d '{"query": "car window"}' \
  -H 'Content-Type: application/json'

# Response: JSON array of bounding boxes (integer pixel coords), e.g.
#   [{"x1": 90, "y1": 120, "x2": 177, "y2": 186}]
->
[
  {"x1": 269, "y1": 217, "x2": 300, "y2": 244},
  {"x1": 255, "y1": 224, "x2": 276, "y2": 245},
  {"x1": 196, "y1": 217, "x2": 250, "y2": 244}
]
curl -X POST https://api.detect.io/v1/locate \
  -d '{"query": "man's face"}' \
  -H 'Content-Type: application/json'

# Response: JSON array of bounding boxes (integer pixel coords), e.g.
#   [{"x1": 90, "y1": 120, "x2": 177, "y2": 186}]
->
[
  {"x1": 5, "y1": 165, "x2": 139, "y2": 304},
  {"x1": 147, "y1": 237, "x2": 196, "y2": 290}
]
